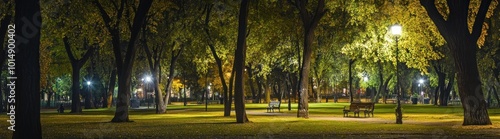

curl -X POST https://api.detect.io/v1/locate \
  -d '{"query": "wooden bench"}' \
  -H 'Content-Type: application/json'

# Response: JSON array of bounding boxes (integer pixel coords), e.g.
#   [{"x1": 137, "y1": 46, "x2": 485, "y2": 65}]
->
[
  {"x1": 343, "y1": 102, "x2": 375, "y2": 117},
  {"x1": 267, "y1": 101, "x2": 281, "y2": 112}
]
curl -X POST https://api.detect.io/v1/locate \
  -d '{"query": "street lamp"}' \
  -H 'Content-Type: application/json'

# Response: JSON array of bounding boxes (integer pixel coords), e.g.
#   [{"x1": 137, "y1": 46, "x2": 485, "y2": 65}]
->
[
  {"x1": 86, "y1": 81, "x2": 92, "y2": 109},
  {"x1": 145, "y1": 76, "x2": 152, "y2": 82},
  {"x1": 206, "y1": 84, "x2": 211, "y2": 111},
  {"x1": 391, "y1": 24, "x2": 403, "y2": 124},
  {"x1": 419, "y1": 78, "x2": 425, "y2": 96},
  {"x1": 144, "y1": 76, "x2": 152, "y2": 109}
]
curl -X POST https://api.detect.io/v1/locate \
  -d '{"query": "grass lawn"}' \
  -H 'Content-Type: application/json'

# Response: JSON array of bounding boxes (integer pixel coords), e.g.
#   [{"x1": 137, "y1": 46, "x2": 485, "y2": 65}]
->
[{"x1": 1, "y1": 103, "x2": 500, "y2": 138}]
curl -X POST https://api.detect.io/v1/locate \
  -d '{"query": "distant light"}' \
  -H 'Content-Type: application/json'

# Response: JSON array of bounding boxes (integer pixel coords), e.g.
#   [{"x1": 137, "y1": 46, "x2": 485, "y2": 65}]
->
[
  {"x1": 86, "y1": 81, "x2": 91, "y2": 86},
  {"x1": 390, "y1": 24, "x2": 402, "y2": 36},
  {"x1": 145, "y1": 76, "x2": 152, "y2": 82},
  {"x1": 419, "y1": 79, "x2": 424, "y2": 84}
]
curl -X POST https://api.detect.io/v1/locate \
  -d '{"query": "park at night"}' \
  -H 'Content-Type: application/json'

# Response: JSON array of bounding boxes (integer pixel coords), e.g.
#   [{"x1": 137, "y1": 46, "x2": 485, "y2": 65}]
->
[{"x1": 1, "y1": 0, "x2": 500, "y2": 138}]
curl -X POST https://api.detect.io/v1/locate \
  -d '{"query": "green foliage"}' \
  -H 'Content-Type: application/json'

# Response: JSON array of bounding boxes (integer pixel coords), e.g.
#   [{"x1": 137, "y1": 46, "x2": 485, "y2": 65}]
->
[
  {"x1": 340, "y1": 0, "x2": 444, "y2": 74},
  {"x1": 52, "y1": 74, "x2": 72, "y2": 97}
]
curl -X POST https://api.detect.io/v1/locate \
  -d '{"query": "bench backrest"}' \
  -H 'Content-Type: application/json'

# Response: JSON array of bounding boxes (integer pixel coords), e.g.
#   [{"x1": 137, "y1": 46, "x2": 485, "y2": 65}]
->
[
  {"x1": 349, "y1": 102, "x2": 375, "y2": 110},
  {"x1": 269, "y1": 101, "x2": 280, "y2": 107}
]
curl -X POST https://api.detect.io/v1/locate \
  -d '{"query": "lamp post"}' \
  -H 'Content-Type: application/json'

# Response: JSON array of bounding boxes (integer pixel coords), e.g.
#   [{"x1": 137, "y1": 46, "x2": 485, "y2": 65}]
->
[
  {"x1": 144, "y1": 76, "x2": 152, "y2": 109},
  {"x1": 206, "y1": 84, "x2": 210, "y2": 111},
  {"x1": 86, "y1": 81, "x2": 92, "y2": 109},
  {"x1": 419, "y1": 78, "x2": 424, "y2": 96},
  {"x1": 419, "y1": 79, "x2": 424, "y2": 104},
  {"x1": 391, "y1": 24, "x2": 403, "y2": 124}
]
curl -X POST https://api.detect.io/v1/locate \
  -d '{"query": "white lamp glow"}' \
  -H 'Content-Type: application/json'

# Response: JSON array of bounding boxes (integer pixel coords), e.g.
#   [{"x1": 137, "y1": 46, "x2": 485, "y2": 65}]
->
[{"x1": 391, "y1": 24, "x2": 402, "y2": 36}]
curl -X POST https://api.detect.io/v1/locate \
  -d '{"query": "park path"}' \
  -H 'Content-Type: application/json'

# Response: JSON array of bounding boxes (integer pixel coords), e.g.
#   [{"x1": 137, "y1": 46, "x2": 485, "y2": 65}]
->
[{"x1": 245, "y1": 110, "x2": 461, "y2": 126}]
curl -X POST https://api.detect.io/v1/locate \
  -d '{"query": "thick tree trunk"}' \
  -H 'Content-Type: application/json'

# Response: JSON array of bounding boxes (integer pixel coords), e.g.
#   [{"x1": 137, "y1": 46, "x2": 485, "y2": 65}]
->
[
  {"x1": 163, "y1": 45, "x2": 184, "y2": 112},
  {"x1": 94, "y1": 0, "x2": 152, "y2": 122},
  {"x1": 234, "y1": 0, "x2": 250, "y2": 123},
  {"x1": 153, "y1": 70, "x2": 165, "y2": 113},
  {"x1": 112, "y1": 77, "x2": 131, "y2": 122},
  {"x1": 437, "y1": 71, "x2": 446, "y2": 105},
  {"x1": 257, "y1": 76, "x2": 263, "y2": 103},
  {"x1": 420, "y1": 0, "x2": 492, "y2": 125},
  {"x1": 64, "y1": 36, "x2": 94, "y2": 112},
  {"x1": 13, "y1": 0, "x2": 42, "y2": 137},
  {"x1": 71, "y1": 65, "x2": 82, "y2": 113},
  {"x1": 440, "y1": 73, "x2": 455, "y2": 106},
  {"x1": 106, "y1": 69, "x2": 116, "y2": 108},
  {"x1": 433, "y1": 87, "x2": 439, "y2": 105},
  {"x1": 294, "y1": 0, "x2": 326, "y2": 119}
]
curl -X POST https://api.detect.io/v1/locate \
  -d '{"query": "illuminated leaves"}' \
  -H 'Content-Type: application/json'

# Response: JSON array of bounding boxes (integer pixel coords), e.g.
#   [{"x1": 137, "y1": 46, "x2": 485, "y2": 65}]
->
[{"x1": 340, "y1": 0, "x2": 445, "y2": 74}]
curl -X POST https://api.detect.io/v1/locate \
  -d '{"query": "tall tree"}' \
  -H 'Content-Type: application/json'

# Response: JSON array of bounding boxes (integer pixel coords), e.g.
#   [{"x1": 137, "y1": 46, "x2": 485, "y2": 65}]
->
[
  {"x1": 64, "y1": 37, "x2": 95, "y2": 112},
  {"x1": 420, "y1": 0, "x2": 495, "y2": 125},
  {"x1": 13, "y1": 0, "x2": 42, "y2": 138},
  {"x1": 141, "y1": 21, "x2": 166, "y2": 113},
  {"x1": 289, "y1": 0, "x2": 327, "y2": 118},
  {"x1": 234, "y1": 0, "x2": 250, "y2": 123},
  {"x1": 93, "y1": 0, "x2": 153, "y2": 122},
  {"x1": 202, "y1": 3, "x2": 231, "y2": 116}
]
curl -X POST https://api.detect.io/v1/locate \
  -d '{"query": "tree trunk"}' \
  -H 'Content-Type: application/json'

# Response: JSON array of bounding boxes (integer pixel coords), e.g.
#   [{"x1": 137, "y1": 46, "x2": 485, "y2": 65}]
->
[
  {"x1": 153, "y1": 70, "x2": 165, "y2": 113},
  {"x1": 437, "y1": 71, "x2": 446, "y2": 105},
  {"x1": 293, "y1": 0, "x2": 326, "y2": 119},
  {"x1": 70, "y1": 65, "x2": 83, "y2": 113},
  {"x1": 46, "y1": 90, "x2": 53, "y2": 108},
  {"x1": 246, "y1": 65, "x2": 257, "y2": 103},
  {"x1": 234, "y1": 0, "x2": 250, "y2": 123},
  {"x1": 433, "y1": 87, "x2": 439, "y2": 105},
  {"x1": 12, "y1": 0, "x2": 42, "y2": 137},
  {"x1": 106, "y1": 69, "x2": 116, "y2": 108},
  {"x1": 440, "y1": 73, "x2": 455, "y2": 106},
  {"x1": 202, "y1": 4, "x2": 230, "y2": 115},
  {"x1": 64, "y1": 36, "x2": 94, "y2": 112},
  {"x1": 256, "y1": 76, "x2": 263, "y2": 103},
  {"x1": 163, "y1": 44, "x2": 185, "y2": 112},
  {"x1": 420, "y1": 0, "x2": 492, "y2": 125},
  {"x1": 348, "y1": 59, "x2": 355, "y2": 103},
  {"x1": 94, "y1": 0, "x2": 152, "y2": 122},
  {"x1": 226, "y1": 69, "x2": 235, "y2": 116}
]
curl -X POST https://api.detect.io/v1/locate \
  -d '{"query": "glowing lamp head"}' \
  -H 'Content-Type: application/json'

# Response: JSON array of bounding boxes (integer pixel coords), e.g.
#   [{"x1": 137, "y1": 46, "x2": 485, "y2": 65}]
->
[
  {"x1": 86, "y1": 81, "x2": 91, "y2": 86},
  {"x1": 145, "y1": 76, "x2": 152, "y2": 82},
  {"x1": 390, "y1": 24, "x2": 402, "y2": 36}
]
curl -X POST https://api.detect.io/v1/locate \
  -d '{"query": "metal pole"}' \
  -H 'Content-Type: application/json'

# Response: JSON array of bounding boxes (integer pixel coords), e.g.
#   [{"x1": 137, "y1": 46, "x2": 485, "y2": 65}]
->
[
  {"x1": 147, "y1": 82, "x2": 150, "y2": 109},
  {"x1": 205, "y1": 88, "x2": 208, "y2": 111},
  {"x1": 395, "y1": 36, "x2": 403, "y2": 124}
]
